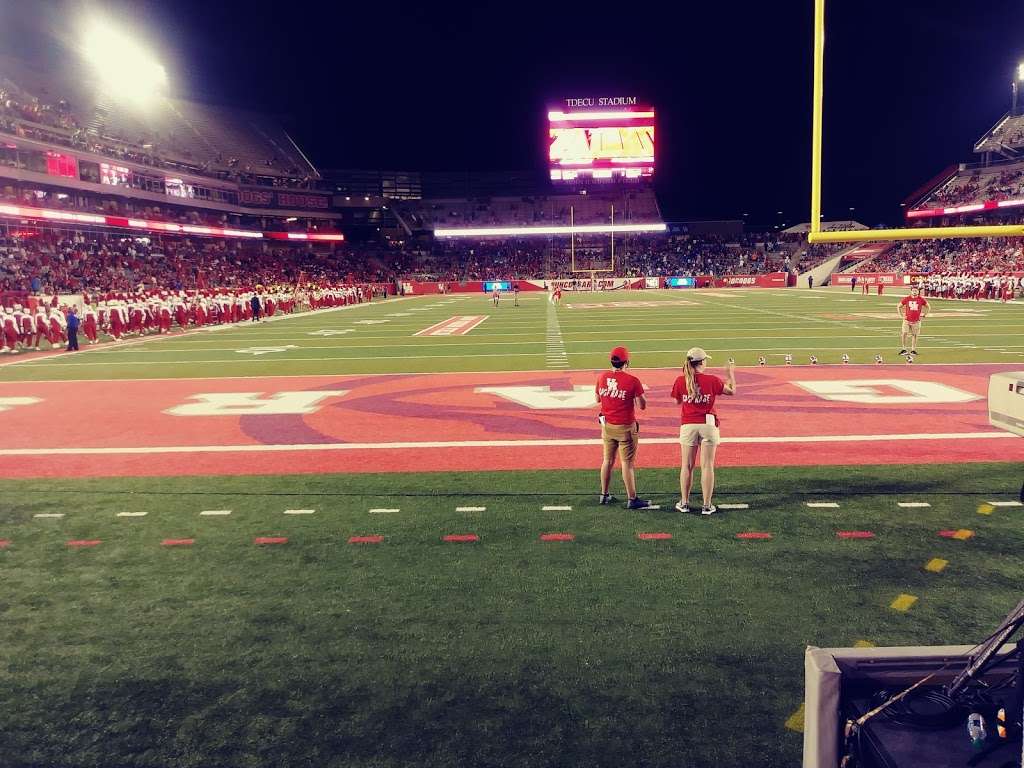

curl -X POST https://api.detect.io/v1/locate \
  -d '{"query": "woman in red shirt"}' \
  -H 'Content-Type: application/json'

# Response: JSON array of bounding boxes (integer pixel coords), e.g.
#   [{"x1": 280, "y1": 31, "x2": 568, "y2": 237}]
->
[{"x1": 670, "y1": 347, "x2": 736, "y2": 515}]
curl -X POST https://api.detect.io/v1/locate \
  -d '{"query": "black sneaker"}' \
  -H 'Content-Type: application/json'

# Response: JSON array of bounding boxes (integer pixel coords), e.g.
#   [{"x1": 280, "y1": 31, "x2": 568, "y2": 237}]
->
[
  {"x1": 700, "y1": 504, "x2": 718, "y2": 516},
  {"x1": 898, "y1": 349, "x2": 908, "y2": 355},
  {"x1": 625, "y1": 498, "x2": 651, "y2": 510},
  {"x1": 599, "y1": 494, "x2": 617, "y2": 505},
  {"x1": 910, "y1": 350, "x2": 917, "y2": 355},
  {"x1": 674, "y1": 501, "x2": 690, "y2": 514}
]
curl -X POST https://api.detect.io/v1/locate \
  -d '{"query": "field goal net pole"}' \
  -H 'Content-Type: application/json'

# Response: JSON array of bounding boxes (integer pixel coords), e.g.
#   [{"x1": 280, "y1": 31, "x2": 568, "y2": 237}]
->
[
  {"x1": 808, "y1": 0, "x2": 1024, "y2": 244},
  {"x1": 569, "y1": 204, "x2": 616, "y2": 290}
]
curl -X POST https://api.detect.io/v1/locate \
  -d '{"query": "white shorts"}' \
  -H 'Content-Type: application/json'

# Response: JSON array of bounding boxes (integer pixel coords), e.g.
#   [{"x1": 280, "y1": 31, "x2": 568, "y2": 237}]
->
[{"x1": 680, "y1": 424, "x2": 721, "y2": 447}]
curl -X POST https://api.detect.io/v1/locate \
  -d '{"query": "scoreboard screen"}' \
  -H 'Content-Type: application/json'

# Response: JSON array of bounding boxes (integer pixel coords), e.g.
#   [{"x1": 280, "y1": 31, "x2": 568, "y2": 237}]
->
[
  {"x1": 548, "y1": 100, "x2": 655, "y2": 182},
  {"x1": 483, "y1": 281, "x2": 511, "y2": 292},
  {"x1": 666, "y1": 277, "x2": 696, "y2": 288}
]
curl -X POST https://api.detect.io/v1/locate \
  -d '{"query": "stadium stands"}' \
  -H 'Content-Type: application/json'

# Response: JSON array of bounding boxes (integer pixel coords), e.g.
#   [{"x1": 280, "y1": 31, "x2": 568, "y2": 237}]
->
[
  {"x1": 395, "y1": 189, "x2": 662, "y2": 231},
  {"x1": 853, "y1": 237, "x2": 1024, "y2": 274},
  {"x1": 0, "y1": 53, "x2": 316, "y2": 188}
]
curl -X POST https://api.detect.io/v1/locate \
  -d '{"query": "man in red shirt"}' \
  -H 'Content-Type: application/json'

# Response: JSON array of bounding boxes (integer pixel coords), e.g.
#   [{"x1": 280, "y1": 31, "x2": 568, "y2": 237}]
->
[
  {"x1": 898, "y1": 285, "x2": 929, "y2": 356},
  {"x1": 595, "y1": 346, "x2": 650, "y2": 509}
]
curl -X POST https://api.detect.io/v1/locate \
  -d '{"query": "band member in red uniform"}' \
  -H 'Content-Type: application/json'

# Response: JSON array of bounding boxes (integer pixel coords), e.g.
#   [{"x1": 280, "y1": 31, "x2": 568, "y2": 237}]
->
[
  {"x1": 17, "y1": 306, "x2": 33, "y2": 350},
  {"x1": 82, "y1": 304, "x2": 99, "y2": 344},
  {"x1": 34, "y1": 305, "x2": 50, "y2": 349},
  {"x1": 670, "y1": 347, "x2": 736, "y2": 515},
  {"x1": 48, "y1": 307, "x2": 67, "y2": 348},
  {"x1": 898, "y1": 285, "x2": 929, "y2": 356},
  {"x1": 2, "y1": 308, "x2": 18, "y2": 353},
  {"x1": 109, "y1": 303, "x2": 124, "y2": 340},
  {"x1": 595, "y1": 346, "x2": 650, "y2": 509}
]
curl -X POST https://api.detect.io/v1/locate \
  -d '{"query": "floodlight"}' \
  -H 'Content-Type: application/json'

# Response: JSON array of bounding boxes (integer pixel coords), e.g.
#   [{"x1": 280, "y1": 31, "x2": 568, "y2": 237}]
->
[
  {"x1": 81, "y1": 18, "x2": 167, "y2": 102},
  {"x1": 1017, "y1": 62, "x2": 1024, "y2": 81}
]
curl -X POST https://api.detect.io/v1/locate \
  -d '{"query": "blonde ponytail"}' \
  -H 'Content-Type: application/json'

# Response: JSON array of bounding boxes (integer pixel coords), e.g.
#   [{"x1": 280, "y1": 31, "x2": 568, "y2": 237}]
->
[{"x1": 684, "y1": 357, "x2": 702, "y2": 399}]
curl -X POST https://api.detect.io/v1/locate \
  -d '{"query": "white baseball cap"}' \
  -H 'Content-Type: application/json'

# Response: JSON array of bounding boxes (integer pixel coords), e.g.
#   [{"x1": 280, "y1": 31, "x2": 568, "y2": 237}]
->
[{"x1": 686, "y1": 347, "x2": 710, "y2": 362}]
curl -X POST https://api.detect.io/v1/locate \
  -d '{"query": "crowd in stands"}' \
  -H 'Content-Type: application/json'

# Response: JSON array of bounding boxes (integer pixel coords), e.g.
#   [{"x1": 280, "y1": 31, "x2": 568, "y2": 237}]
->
[
  {"x1": 0, "y1": 229, "x2": 799, "y2": 297},
  {"x1": 854, "y1": 238, "x2": 1024, "y2": 275},
  {"x1": 919, "y1": 164, "x2": 1024, "y2": 210},
  {"x1": 396, "y1": 191, "x2": 662, "y2": 231},
  {"x1": 0, "y1": 231, "x2": 384, "y2": 296}
]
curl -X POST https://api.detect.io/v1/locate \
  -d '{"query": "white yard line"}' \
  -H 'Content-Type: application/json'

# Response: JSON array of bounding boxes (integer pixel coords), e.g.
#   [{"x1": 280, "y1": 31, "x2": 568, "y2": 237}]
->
[{"x1": 545, "y1": 301, "x2": 570, "y2": 368}]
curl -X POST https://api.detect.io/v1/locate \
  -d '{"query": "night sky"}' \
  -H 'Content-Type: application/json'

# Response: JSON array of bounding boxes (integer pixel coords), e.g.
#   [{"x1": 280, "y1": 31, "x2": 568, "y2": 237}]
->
[{"x1": 8, "y1": 0, "x2": 1024, "y2": 227}]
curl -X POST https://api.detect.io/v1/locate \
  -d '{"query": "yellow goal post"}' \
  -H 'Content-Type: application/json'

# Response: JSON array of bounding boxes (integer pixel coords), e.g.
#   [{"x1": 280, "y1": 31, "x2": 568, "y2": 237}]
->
[{"x1": 808, "y1": 0, "x2": 1024, "y2": 244}]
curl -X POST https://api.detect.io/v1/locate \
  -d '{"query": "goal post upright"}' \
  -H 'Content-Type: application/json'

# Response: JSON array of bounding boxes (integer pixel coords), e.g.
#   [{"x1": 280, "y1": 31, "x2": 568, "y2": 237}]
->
[{"x1": 806, "y1": 0, "x2": 1024, "y2": 244}]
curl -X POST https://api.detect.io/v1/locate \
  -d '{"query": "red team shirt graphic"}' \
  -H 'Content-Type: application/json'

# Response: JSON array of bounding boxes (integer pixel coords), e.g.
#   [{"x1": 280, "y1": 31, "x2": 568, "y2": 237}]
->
[
  {"x1": 595, "y1": 371, "x2": 644, "y2": 425},
  {"x1": 671, "y1": 373, "x2": 726, "y2": 426},
  {"x1": 900, "y1": 295, "x2": 928, "y2": 322}
]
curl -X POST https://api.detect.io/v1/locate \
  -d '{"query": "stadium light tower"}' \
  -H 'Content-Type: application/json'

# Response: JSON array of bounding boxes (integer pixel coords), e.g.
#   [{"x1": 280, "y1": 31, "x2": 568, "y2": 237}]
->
[{"x1": 81, "y1": 17, "x2": 167, "y2": 104}]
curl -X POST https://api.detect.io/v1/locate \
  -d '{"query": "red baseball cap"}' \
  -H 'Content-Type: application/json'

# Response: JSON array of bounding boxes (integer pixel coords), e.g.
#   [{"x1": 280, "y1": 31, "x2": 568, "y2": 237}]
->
[{"x1": 610, "y1": 346, "x2": 630, "y2": 363}]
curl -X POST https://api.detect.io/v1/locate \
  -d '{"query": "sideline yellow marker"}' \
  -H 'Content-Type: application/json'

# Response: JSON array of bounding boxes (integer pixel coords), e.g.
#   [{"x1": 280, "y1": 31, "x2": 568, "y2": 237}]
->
[
  {"x1": 891, "y1": 594, "x2": 918, "y2": 612},
  {"x1": 925, "y1": 558, "x2": 948, "y2": 573},
  {"x1": 854, "y1": 639, "x2": 876, "y2": 648},
  {"x1": 977, "y1": 503, "x2": 995, "y2": 516},
  {"x1": 785, "y1": 702, "x2": 806, "y2": 732}
]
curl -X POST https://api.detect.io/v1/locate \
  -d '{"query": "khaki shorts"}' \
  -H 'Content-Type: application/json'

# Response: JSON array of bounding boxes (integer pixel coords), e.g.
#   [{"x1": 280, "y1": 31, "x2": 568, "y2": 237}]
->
[
  {"x1": 602, "y1": 422, "x2": 638, "y2": 463},
  {"x1": 901, "y1": 320, "x2": 921, "y2": 335},
  {"x1": 680, "y1": 423, "x2": 721, "y2": 447}
]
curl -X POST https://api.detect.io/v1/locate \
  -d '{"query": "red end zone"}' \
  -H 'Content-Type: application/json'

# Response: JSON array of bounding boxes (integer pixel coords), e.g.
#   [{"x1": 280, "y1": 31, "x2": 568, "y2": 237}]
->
[{"x1": 1, "y1": 365, "x2": 1022, "y2": 478}]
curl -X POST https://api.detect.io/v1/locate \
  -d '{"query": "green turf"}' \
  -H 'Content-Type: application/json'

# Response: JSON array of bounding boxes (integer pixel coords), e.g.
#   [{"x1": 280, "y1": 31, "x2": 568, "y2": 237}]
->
[
  {"x1": 2, "y1": 463, "x2": 1021, "y2": 767},
  {"x1": 1, "y1": 288, "x2": 1022, "y2": 381}
]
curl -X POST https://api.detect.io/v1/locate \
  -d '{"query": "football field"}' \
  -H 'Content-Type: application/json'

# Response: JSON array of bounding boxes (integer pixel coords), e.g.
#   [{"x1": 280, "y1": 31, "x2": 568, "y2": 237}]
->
[{"x1": 1, "y1": 287, "x2": 1022, "y2": 767}]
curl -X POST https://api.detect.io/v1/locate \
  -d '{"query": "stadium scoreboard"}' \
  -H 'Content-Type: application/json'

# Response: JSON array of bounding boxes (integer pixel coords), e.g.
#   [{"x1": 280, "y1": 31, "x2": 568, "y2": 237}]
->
[{"x1": 548, "y1": 97, "x2": 655, "y2": 182}]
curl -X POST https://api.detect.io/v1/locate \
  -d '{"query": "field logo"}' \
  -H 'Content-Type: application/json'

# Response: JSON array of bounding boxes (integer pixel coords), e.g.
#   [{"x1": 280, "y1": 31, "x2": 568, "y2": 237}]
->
[
  {"x1": 415, "y1": 316, "x2": 489, "y2": 337},
  {"x1": 166, "y1": 390, "x2": 349, "y2": 416},
  {"x1": 476, "y1": 385, "x2": 594, "y2": 409},
  {"x1": 794, "y1": 379, "x2": 980, "y2": 405}
]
